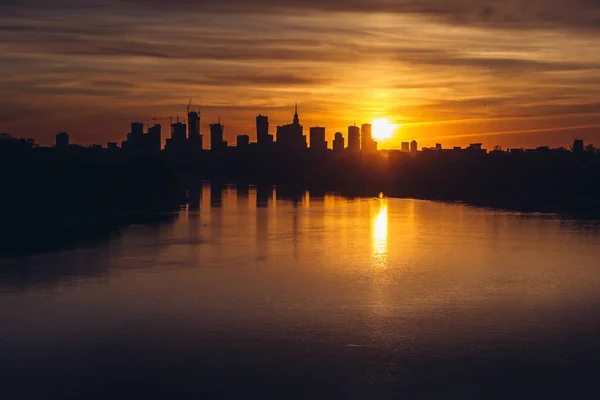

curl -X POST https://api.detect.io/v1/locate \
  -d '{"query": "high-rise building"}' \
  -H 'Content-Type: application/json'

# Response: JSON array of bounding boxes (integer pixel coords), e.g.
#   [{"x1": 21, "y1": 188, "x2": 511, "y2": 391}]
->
[
  {"x1": 187, "y1": 111, "x2": 203, "y2": 151},
  {"x1": 573, "y1": 139, "x2": 584, "y2": 153},
  {"x1": 347, "y1": 125, "x2": 360, "y2": 151},
  {"x1": 276, "y1": 103, "x2": 306, "y2": 150},
  {"x1": 126, "y1": 121, "x2": 145, "y2": 147},
  {"x1": 361, "y1": 124, "x2": 372, "y2": 150},
  {"x1": 56, "y1": 132, "x2": 69, "y2": 149},
  {"x1": 401, "y1": 142, "x2": 410, "y2": 152},
  {"x1": 147, "y1": 124, "x2": 162, "y2": 152},
  {"x1": 237, "y1": 134, "x2": 250, "y2": 147},
  {"x1": 310, "y1": 126, "x2": 326, "y2": 150},
  {"x1": 210, "y1": 119, "x2": 227, "y2": 151},
  {"x1": 188, "y1": 111, "x2": 200, "y2": 139},
  {"x1": 256, "y1": 114, "x2": 273, "y2": 146},
  {"x1": 171, "y1": 122, "x2": 187, "y2": 142},
  {"x1": 435, "y1": 143, "x2": 442, "y2": 150},
  {"x1": 361, "y1": 123, "x2": 377, "y2": 152},
  {"x1": 333, "y1": 132, "x2": 344, "y2": 152},
  {"x1": 131, "y1": 122, "x2": 144, "y2": 138},
  {"x1": 410, "y1": 140, "x2": 418, "y2": 153}
]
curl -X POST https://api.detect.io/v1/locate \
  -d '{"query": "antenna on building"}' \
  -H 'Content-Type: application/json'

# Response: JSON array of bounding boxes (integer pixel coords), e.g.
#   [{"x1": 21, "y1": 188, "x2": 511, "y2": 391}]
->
[{"x1": 187, "y1": 98, "x2": 192, "y2": 114}]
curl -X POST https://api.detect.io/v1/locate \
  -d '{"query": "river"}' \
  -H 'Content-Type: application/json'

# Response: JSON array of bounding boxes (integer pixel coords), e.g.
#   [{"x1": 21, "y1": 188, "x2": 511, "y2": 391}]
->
[{"x1": 2, "y1": 183, "x2": 600, "y2": 398}]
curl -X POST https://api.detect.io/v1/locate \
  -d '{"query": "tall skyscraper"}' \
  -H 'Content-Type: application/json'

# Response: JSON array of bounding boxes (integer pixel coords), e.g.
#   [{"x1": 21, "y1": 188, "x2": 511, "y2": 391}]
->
[
  {"x1": 256, "y1": 114, "x2": 273, "y2": 146},
  {"x1": 573, "y1": 139, "x2": 584, "y2": 153},
  {"x1": 309, "y1": 126, "x2": 326, "y2": 150},
  {"x1": 333, "y1": 132, "x2": 344, "y2": 152},
  {"x1": 188, "y1": 111, "x2": 200, "y2": 139},
  {"x1": 210, "y1": 119, "x2": 227, "y2": 151},
  {"x1": 361, "y1": 124, "x2": 372, "y2": 150},
  {"x1": 410, "y1": 140, "x2": 418, "y2": 153},
  {"x1": 276, "y1": 104, "x2": 306, "y2": 150},
  {"x1": 347, "y1": 124, "x2": 360, "y2": 151},
  {"x1": 147, "y1": 124, "x2": 162, "y2": 152},
  {"x1": 361, "y1": 123, "x2": 377, "y2": 152},
  {"x1": 188, "y1": 111, "x2": 203, "y2": 151},
  {"x1": 401, "y1": 142, "x2": 410, "y2": 152}
]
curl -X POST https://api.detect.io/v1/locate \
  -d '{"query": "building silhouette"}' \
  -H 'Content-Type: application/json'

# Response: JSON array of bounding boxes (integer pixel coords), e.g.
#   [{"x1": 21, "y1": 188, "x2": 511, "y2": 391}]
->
[
  {"x1": 410, "y1": 140, "x2": 418, "y2": 153},
  {"x1": 401, "y1": 142, "x2": 409, "y2": 152},
  {"x1": 171, "y1": 121, "x2": 186, "y2": 141},
  {"x1": 165, "y1": 121, "x2": 187, "y2": 152},
  {"x1": 573, "y1": 139, "x2": 584, "y2": 153},
  {"x1": 361, "y1": 123, "x2": 377, "y2": 152},
  {"x1": 147, "y1": 123, "x2": 162, "y2": 152},
  {"x1": 256, "y1": 114, "x2": 273, "y2": 146},
  {"x1": 237, "y1": 134, "x2": 250, "y2": 147},
  {"x1": 276, "y1": 104, "x2": 306, "y2": 150},
  {"x1": 309, "y1": 126, "x2": 326, "y2": 150},
  {"x1": 347, "y1": 124, "x2": 360, "y2": 151},
  {"x1": 188, "y1": 110, "x2": 203, "y2": 151},
  {"x1": 107, "y1": 141, "x2": 118, "y2": 151},
  {"x1": 210, "y1": 119, "x2": 227, "y2": 151},
  {"x1": 333, "y1": 132, "x2": 344, "y2": 153},
  {"x1": 56, "y1": 132, "x2": 69, "y2": 150}
]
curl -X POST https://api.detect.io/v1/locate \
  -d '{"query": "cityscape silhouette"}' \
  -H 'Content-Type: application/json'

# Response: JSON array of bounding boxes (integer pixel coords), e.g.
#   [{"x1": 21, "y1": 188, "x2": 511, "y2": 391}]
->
[{"x1": 3, "y1": 0, "x2": 600, "y2": 397}]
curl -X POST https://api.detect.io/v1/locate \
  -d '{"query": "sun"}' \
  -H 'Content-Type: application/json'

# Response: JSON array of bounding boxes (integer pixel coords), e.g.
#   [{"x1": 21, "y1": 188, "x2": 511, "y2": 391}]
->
[{"x1": 371, "y1": 118, "x2": 396, "y2": 141}]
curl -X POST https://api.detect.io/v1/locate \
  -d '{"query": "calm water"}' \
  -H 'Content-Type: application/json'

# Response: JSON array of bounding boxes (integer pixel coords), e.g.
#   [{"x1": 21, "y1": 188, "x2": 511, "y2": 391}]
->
[{"x1": 2, "y1": 184, "x2": 600, "y2": 399}]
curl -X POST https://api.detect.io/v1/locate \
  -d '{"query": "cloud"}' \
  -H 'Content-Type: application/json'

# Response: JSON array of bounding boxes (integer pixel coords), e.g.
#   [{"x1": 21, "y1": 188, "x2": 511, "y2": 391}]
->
[
  {"x1": 3, "y1": 0, "x2": 600, "y2": 32},
  {"x1": 1, "y1": 0, "x2": 600, "y2": 149}
]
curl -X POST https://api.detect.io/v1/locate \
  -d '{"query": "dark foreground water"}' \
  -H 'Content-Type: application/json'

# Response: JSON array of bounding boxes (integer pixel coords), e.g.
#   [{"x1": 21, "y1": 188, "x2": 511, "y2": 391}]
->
[{"x1": 2, "y1": 184, "x2": 600, "y2": 399}]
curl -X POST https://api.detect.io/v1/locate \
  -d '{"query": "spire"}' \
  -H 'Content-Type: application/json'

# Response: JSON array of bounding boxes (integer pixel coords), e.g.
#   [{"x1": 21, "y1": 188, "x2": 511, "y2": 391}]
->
[{"x1": 293, "y1": 103, "x2": 299, "y2": 124}]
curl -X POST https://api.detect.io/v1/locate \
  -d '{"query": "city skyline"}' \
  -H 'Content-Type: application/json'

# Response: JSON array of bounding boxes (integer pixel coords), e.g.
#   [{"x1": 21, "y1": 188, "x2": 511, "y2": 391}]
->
[
  {"x1": 2, "y1": 1, "x2": 600, "y2": 149},
  {"x1": 3, "y1": 102, "x2": 597, "y2": 152}
]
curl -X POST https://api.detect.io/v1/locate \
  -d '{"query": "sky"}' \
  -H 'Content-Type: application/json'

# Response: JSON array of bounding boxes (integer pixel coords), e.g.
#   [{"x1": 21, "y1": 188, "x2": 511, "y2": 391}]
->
[{"x1": 1, "y1": 0, "x2": 600, "y2": 149}]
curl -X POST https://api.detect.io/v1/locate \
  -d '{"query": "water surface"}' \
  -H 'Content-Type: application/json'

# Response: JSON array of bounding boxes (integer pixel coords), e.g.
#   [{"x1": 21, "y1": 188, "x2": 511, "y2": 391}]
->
[{"x1": 2, "y1": 184, "x2": 600, "y2": 399}]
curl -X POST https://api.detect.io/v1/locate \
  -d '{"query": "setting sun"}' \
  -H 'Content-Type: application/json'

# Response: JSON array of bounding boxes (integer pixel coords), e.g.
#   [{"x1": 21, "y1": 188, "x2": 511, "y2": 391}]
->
[{"x1": 371, "y1": 118, "x2": 397, "y2": 142}]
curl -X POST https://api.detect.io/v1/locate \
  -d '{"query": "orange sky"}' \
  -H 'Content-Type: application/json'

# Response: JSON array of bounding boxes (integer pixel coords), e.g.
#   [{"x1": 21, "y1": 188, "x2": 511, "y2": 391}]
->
[{"x1": 1, "y1": 1, "x2": 600, "y2": 149}]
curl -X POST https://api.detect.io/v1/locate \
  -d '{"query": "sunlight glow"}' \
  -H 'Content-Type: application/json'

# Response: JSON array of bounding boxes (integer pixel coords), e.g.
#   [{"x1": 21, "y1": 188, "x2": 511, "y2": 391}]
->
[
  {"x1": 372, "y1": 202, "x2": 388, "y2": 267},
  {"x1": 371, "y1": 118, "x2": 397, "y2": 142}
]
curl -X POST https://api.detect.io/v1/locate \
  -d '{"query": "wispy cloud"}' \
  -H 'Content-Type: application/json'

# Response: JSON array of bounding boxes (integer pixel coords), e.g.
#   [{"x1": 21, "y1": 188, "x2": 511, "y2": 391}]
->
[{"x1": 1, "y1": 0, "x2": 600, "y2": 148}]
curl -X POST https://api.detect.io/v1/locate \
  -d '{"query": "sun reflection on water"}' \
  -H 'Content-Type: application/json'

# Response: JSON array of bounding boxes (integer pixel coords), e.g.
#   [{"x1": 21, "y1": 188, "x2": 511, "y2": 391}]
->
[{"x1": 372, "y1": 201, "x2": 388, "y2": 267}]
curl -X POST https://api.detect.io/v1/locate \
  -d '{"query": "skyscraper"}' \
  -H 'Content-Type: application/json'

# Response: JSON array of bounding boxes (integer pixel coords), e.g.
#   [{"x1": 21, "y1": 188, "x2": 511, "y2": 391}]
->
[
  {"x1": 210, "y1": 119, "x2": 227, "y2": 151},
  {"x1": 188, "y1": 111, "x2": 200, "y2": 139},
  {"x1": 256, "y1": 114, "x2": 273, "y2": 146},
  {"x1": 333, "y1": 132, "x2": 344, "y2": 152},
  {"x1": 310, "y1": 126, "x2": 326, "y2": 150},
  {"x1": 147, "y1": 123, "x2": 162, "y2": 152},
  {"x1": 188, "y1": 110, "x2": 203, "y2": 150},
  {"x1": 573, "y1": 139, "x2": 584, "y2": 153},
  {"x1": 276, "y1": 104, "x2": 306, "y2": 150},
  {"x1": 410, "y1": 140, "x2": 418, "y2": 153},
  {"x1": 361, "y1": 123, "x2": 377, "y2": 152},
  {"x1": 401, "y1": 142, "x2": 409, "y2": 152},
  {"x1": 131, "y1": 122, "x2": 144, "y2": 138},
  {"x1": 347, "y1": 124, "x2": 360, "y2": 151}
]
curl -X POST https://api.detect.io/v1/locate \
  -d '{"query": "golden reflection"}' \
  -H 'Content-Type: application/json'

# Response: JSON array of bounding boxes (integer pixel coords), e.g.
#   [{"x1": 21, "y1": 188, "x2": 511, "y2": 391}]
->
[{"x1": 372, "y1": 201, "x2": 388, "y2": 266}]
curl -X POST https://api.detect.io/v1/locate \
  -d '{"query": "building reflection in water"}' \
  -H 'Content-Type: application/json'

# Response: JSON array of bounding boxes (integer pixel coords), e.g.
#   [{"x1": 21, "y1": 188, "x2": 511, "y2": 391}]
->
[{"x1": 372, "y1": 200, "x2": 388, "y2": 267}]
